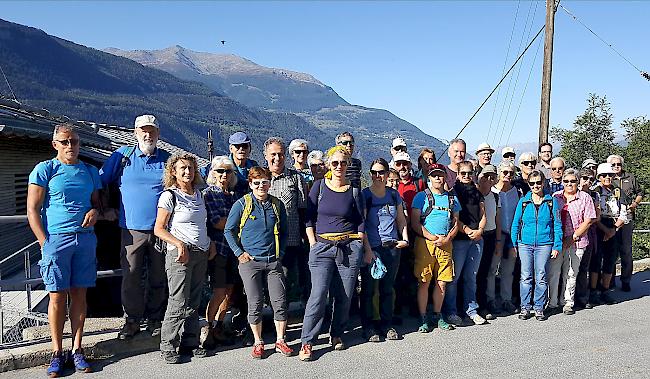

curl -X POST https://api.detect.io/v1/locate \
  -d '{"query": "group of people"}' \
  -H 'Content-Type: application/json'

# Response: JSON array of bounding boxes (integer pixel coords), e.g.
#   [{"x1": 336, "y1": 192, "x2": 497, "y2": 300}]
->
[{"x1": 27, "y1": 114, "x2": 644, "y2": 376}]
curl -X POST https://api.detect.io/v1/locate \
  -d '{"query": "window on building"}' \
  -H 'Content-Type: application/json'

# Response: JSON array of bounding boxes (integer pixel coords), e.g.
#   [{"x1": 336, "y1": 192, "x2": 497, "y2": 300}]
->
[{"x1": 14, "y1": 173, "x2": 29, "y2": 215}]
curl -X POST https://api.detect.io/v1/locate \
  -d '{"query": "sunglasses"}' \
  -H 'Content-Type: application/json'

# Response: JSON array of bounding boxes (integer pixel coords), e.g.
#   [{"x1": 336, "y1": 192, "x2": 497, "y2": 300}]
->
[
  {"x1": 394, "y1": 161, "x2": 410, "y2": 167},
  {"x1": 393, "y1": 146, "x2": 406, "y2": 152},
  {"x1": 581, "y1": 176, "x2": 594, "y2": 182},
  {"x1": 338, "y1": 140, "x2": 354, "y2": 146},
  {"x1": 370, "y1": 169, "x2": 387, "y2": 176},
  {"x1": 551, "y1": 167, "x2": 565, "y2": 171},
  {"x1": 611, "y1": 163, "x2": 622, "y2": 167},
  {"x1": 310, "y1": 162, "x2": 326, "y2": 168},
  {"x1": 55, "y1": 138, "x2": 80, "y2": 146},
  {"x1": 528, "y1": 180, "x2": 544, "y2": 187},
  {"x1": 213, "y1": 168, "x2": 233, "y2": 174},
  {"x1": 599, "y1": 173, "x2": 615, "y2": 178},
  {"x1": 504, "y1": 153, "x2": 516, "y2": 158},
  {"x1": 563, "y1": 179, "x2": 578, "y2": 184},
  {"x1": 502, "y1": 170, "x2": 514, "y2": 176},
  {"x1": 293, "y1": 150, "x2": 308, "y2": 155},
  {"x1": 330, "y1": 160, "x2": 348, "y2": 168},
  {"x1": 233, "y1": 143, "x2": 250, "y2": 150},
  {"x1": 482, "y1": 174, "x2": 497, "y2": 181},
  {"x1": 251, "y1": 179, "x2": 270, "y2": 186},
  {"x1": 459, "y1": 171, "x2": 473, "y2": 176},
  {"x1": 521, "y1": 161, "x2": 536, "y2": 166}
]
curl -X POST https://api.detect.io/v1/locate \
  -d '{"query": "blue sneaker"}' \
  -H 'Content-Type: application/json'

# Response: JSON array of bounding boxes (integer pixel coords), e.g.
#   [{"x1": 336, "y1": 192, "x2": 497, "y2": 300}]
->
[
  {"x1": 71, "y1": 348, "x2": 92, "y2": 373},
  {"x1": 46, "y1": 351, "x2": 64, "y2": 378}
]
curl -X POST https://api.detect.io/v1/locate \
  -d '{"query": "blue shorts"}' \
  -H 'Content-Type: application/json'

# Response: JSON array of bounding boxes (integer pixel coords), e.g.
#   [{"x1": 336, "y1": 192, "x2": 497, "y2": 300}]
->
[{"x1": 39, "y1": 232, "x2": 97, "y2": 292}]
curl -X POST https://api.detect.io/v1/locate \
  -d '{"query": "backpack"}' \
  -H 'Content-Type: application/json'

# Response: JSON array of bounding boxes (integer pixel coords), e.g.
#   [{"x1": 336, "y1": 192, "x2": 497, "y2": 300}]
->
[
  {"x1": 517, "y1": 197, "x2": 554, "y2": 243},
  {"x1": 238, "y1": 193, "x2": 282, "y2": 258},
  {"x1": 365, "y1": 188, "x2": 400, "y2": 218},
  {"x1": 420, "y1": 188, "x2": 455, "y2": 228},
  {"x1": 154, "y1": 189, "x2": 177, "y2": 253},
  {"x1": 119, "y1": 145, "x2": 138, "y2": 173}
]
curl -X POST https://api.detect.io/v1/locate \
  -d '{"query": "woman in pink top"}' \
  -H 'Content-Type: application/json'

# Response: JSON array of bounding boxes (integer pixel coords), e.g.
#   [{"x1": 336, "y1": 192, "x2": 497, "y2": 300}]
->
[{"x1": 551, "y1": 169, "x2": 597, "y2": 315}]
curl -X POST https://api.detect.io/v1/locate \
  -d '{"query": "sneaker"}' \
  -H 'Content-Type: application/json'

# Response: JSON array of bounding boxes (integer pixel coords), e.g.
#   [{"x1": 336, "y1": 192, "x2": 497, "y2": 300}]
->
[
  {"x1": 622, "y1": 283, "x2": 631, "y2": 292},
  {"x1": 146, "y1": 320, "x2": 162, "y2": 337},
  {"x1": 588, "y1": 291, "x2": 601, "y2": 308},
  {"x1": 298, "y1": 344, "x2": 313, "y2": 362},
  {"x1": 274, "y1": 340, "x2": 294, "y2": 356},
  {"x1": 545, "y1": 306, "x2": 560, "y2": 316},
  {"x1": 535, "y1": 309, "x2": 547, "y2": 321},
  {"x1": 242, "y1": 328, "x2": 255, "y2": 347},
  {"x1": 601, "y1": 290, "x2": 615, "y2": 305},
  {"x1": 191, "y1": 347, "x2": 208, "y2": 358},
  {"x1": 47, "y1": 351, "x2": 65, "y2": 378},
  {"x1": 563, "y1": 306, "x2": 575, "y2": 315},
  {"x1": 178, "y1": 346, "x2": 207, "y2": 358},
  {"x1": 518, "y1": 309, "x2": 532, "y2": 320},
  {"x1": 418, "y1": 316, "x2": 434, "y2": 333},
  {"x1": 330, "y1": 337, "x2": 346, "y2": 350},
  {"x1": 160, "y1": 350, "x2": 180, "y2": 364},
  {"x1": 501, "y1": 301, "x2": 517, "y2": 315},
  {"x1": 71, "y1": 348, "x2": 92, "y2": 373},
  {"x1": 584, "y1": 301, "x2": 594, "y2": 309},
  {"x1": 118, "y1": 320, "x2": 141, "y2": 340},
  {"x1": 363, "y1": 328, "x2": 381, "y2": 343},
  {"x1": 385, "y1": 328, "x2": 400, "y2": 340},
  {"x1": 251, "y1": 342, "x2": 265, "y2": 359},
  {"x1": 470, "y1": 314, "x2": 487, "y2": 325},
  {"x1": 201, "y1": 325, "x2": 217, "y2": 350},
  {"x1": 487, "y1": 300, "x2": 502, "y2": 315},
  {"x1": 445, "y1": 314, "x2": 464, "y2": 326},
  {"x1": 436, "y1": 317, "x2": 455, "y2": 331}
]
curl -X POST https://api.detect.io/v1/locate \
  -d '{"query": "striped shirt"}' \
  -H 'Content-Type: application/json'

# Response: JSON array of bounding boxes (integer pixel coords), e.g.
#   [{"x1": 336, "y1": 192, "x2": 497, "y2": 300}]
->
[
  {"x1": 552, "y1": 190, "x2": 596, "y2": 249},
  {"x1": 268, "y1": 167, "x2": 308, "y2": 247}
]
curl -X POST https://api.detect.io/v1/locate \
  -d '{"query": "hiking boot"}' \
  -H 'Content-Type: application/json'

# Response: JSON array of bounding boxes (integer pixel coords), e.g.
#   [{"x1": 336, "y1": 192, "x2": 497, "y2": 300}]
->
[
  {"x1": 330, "y1": 336, "x2": 346, "y2": 350},
  {"x1": 274, "y1": 340, "x2": 294, "y2": 356},
  {"x1": 363, "y1": 328, "x2": 381, "y2": 342},
  {"x1": 251, "y1": 342, "x2": 265, "y2": 359},
  {"x1": 201, "y1": 325, "x2": 217, "y2": 350},
  {"x1": 242, "y1": 327, "x2": 255, "y2": 347},
  {"x1": 470, "y1": 314, "x2": 487, "y2": 325},
  {"x1": 299, "y1": 344, "x2": 313, "y2": 362},
  {"x1": 435, "y1": 316, "x2": 455, "y2": 331},
  {"x1": 47, "y1": 351, "x2": 65, "y2": 378},
  {"x1": 622, "y1": 282, "x2": 631, "y2": 292},
  {"x1": 534, "y1": 309, "x2": 547, "y2": 321},
  {"x1": 213, "y1": 323, "x2": 235, "y2": 346},
  {"x1": 160, "y1": 350, "x2": 180, "y2": 364},
  {"x1": 118, "y1": 320, "x2": 141, "y2": 340},
  {"x1": 588, "y1": 291, "x2": 601, "y2": 308},
  {"x1": 385, "y1": 328, "x2": 400, "y2": 340},
  {"x1": 545, "y1": 306, "x2": 560, "y2": 316},
  {"x1": 518, "y1": 309, "x2": 532, "y2": 320},
  {"x1": 445, "y1": 314, "x2": 464, "y2": 326},
  {"x1": 71, "y1": 348, "x2": 92, "y2": 373},
  {"x1": 563, "y1": 306, "x2": 575, "y2": 315},
  {"x1": 146, "y1": 320, "x2": 162, "y2": 337},
  {"x1": 418, "y1": 315, "x2": 434, "y2": 333},
  {"x1": 601, "y1": 290, "x2": 615, "y2": 305},
  {"x1": 178, "y1": 346, "x2": 207, "y2": 358},
  {"x1": 501, "y1": 301, "x2": 517, "y2": 315}
]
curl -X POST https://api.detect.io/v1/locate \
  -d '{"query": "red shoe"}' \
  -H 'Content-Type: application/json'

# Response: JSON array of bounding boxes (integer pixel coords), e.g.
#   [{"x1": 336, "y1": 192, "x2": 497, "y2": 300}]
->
[
  {"x1": 274, "y1": 340, "x2": 294, "y2": 356},
  {"x1": 251, "y1": 342, "x2": 265, "y2": 359},
  {"x1": 298, "y1": 344, "x2": 312, "y2": 362}
]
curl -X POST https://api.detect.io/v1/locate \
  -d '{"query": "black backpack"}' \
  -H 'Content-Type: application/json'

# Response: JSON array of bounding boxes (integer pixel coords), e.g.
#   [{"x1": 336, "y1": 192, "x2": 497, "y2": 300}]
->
[{"x1": 420, "y1": 188, "x2": 455, "y2": 229}]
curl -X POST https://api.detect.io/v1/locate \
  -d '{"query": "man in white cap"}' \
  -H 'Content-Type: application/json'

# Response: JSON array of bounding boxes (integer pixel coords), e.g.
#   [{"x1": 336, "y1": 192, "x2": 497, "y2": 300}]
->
[
  {"x1": 474, "y1": 142, "x2": 495, "y2": 177},
  {"x1": 389, "y1": 137, "x2": 407, "y2": 169},
  {"x1": 100, "y1": 114, "x2": 171, "y2": 340}
]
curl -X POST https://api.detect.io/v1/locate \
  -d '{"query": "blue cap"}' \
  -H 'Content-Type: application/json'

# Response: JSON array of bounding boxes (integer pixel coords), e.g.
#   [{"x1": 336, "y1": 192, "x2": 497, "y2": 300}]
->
[{"x1": 228, "y1": 131, "x2": 251, "y2": 145}]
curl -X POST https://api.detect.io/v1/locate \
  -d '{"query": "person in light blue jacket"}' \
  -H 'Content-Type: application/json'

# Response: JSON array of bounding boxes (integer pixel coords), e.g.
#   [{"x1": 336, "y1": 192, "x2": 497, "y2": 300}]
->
[{"x1": 511, "y1": 170, "x2": 563, "y2": 321}]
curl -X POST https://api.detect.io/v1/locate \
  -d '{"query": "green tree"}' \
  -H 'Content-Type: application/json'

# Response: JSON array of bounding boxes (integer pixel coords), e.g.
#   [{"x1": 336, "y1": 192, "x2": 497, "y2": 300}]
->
[{"x1": 550, "y1": 93, "x2": 621, "y2": 168}]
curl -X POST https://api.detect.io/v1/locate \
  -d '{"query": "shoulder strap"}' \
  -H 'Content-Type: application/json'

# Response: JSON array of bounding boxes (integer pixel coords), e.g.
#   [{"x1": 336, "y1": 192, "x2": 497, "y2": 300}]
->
[
  {"x1": 492, "y1": 191, "x2": 499, "y2": 206},
  {"x1": 270, "y1": 196, "x2": 281, "y2": 258},
  {"x1": 164, "y1": 189, "x2": 176, "y2": 229},
  {"x1": 317, "y1": 179, "x2": 325, "y2": 205},
  {"x1": 420, "y1": 188, "x2": 435, "y2": 221},
  {"x1": 238, "y1": 194, "x2": 254, "y2": 239},
  {"x1": 119, "y1": 145, "x2": 137, "y2": 171},
  {"x1": 414, "y1": 178, "x2": 421, "y2": 192}
]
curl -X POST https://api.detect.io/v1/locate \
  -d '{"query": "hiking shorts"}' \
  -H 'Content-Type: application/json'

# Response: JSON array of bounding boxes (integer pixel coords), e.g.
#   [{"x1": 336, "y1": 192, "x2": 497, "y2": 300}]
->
[
  {"x1": 413, "y1": 236, "x2": 453, "y2": 283},
  {"x1": 39, "y1": 232, "x2": 97, "y2": 292}
]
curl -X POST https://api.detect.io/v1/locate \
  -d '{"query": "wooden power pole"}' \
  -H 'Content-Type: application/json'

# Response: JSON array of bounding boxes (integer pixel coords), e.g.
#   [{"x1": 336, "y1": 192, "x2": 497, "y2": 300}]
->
[{"x1": 539, "y1": 0, "x2": 557, "y2": 145}]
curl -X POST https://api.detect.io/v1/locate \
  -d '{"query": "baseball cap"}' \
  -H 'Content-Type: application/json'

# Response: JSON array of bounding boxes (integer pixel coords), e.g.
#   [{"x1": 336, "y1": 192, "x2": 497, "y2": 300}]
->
[
  {"x1": 427, "y1": 163, "x2": 447, "y2": 176},
  {"x1": 502, "y1": 146, "x2": 515, "y2": 157},
  {"x1": 393, "y1": 151, "x2": 411, "y2": 164},
  {"x1": 582, "y1": 158, "x2": 598, "y2": 168},
  {"x1": 596, "y1": 163, "x2": 615, "y2": 176},
  {"x1": 134, "y1": 114, "x2": 159, "y2": 129},
  {"x1": 475, "y1": 142, "x2": 495, "y2": 155},
  {"x1": 478, "y1": 164, "x2": 497, "y2": 177},
  {"x1": 392, "y1": 137, "x2": 407, "y2": 148},
  {"x1": 229, "y1": 131, "x2": 251, "y2": 145}
]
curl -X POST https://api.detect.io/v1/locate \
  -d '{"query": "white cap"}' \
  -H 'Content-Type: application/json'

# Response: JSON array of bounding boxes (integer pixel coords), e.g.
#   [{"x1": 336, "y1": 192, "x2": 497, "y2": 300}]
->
[
  {"x1": 582, "y1": 158, "x2": 597, "y2": 168},
  {"x1": 597, "y1": 163, "x2": 615, "y2": 176},
  {"x1": 518, "y1": 152, "x2": 537, "y2": 164},
  {"x1": 134, "y1": 114, "x2": 159, "y2": 129},
  {"x1": 502, "y1": 146, "x2": 515, "y2": 156},
  {"x1": 392, "y1": 137, "x2": 407, "y2": 148},
  {"x1": 393, "y1": 151, "x2": 411, "y2": 163},
  {"x1": 475, "y1": 142, "x2": 495, "y2": 155}
]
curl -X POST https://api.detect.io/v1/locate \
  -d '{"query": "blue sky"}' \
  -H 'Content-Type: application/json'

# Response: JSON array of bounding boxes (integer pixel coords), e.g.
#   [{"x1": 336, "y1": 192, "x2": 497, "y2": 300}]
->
[{"x1": 2, "y1": 1, "x2": 648, "y2": 154}]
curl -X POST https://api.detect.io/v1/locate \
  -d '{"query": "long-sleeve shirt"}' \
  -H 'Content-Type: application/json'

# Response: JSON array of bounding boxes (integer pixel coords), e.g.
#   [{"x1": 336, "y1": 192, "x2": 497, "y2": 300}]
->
[{"x1": 511, "y1": 192, "x2": 563, "y2": 251}]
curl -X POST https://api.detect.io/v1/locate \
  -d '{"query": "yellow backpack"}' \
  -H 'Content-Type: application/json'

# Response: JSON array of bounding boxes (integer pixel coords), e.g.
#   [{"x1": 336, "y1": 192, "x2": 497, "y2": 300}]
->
[{"x1": 238, "y1": 193, "x2": 281, "y2": 258}]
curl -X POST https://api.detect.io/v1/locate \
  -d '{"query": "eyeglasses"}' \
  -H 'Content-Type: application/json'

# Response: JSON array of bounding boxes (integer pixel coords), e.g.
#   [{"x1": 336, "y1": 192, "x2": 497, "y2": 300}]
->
[
  {"x1": 581, "y1": 176, "x2": 594, "y2": 182},
  {"x1": 393, "y1": 146, "x2": 406, "y2": 152},
  {"x1": 233, "y1": 143, "x2": 250, "y2": 150},
  {"x1": 330, "y1": 160, "x2": 348, "y2": 168},
  {"x1": 310, "y1": 162, "x2": 326, "y2": 168},
  {"x1": 501, "y1": 170, "x2": 514, "y2": 176},
  {"x1": 370, "y1": 169, "x2": 387, "y2": 176},
  {"x1": 503, "y1": 153, "x2": 516, "y2": 158},
  {"x1": 394, "y1": 161, "x2": 410, "y2": 167},
  {"x1": 599, "y1": 173, "x2": 615, "y2": 178},
  {"x1": 611, "y1": 163, "x2": 622, "y2": 167},
  {"x1": 551, "y1": 167, "x2": 565, "y2": 171},
  {"x1": 521, "y1": 161, "x2": 536, "y2": 166},
  {"x1": 251, "y1": 179, "x2": 270, "y2": 186},
  {"x1": 528, "y1": 180, "x2": 543, "y2": 187},
  {"x1": 459, "y1": 171, "x2": 473, "y2": 176},
  {"x1": 338, "y1": 140, "x2": 354, "y2": 146},
  {"x1": 563, "y1": 179, "x2": 578, "y2": 184},
  {"x1": 293, "y1": 150, "x2": 308, "y2": 155},
  {"x1": 54, "y1": 138, "x2": 80, "y2": 146},
  {"x1": 213, "y1": 168, "x2": 233, "y2": 174}
]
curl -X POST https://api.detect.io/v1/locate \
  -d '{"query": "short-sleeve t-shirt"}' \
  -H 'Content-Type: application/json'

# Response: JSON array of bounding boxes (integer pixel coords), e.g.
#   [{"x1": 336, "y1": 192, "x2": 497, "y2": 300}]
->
[
  {"x1": 411, "y1": 191, "x2": 461, "y2": 235},
  {"x1": 363, "y1": 187, "x2": 403, "y2": 248},
  {"x1": 158, "y1": 187, "x2": 211, "y2": 251},
  {"x1": 484, "y1": 191, "x2": 500, "y2": 231},
  {"x1": 29, "y1": 159, "x2": 102, "y2": 234}
]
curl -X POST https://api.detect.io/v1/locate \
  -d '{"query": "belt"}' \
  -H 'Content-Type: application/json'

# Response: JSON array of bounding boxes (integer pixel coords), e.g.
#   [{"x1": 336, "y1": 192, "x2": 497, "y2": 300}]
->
[
  {"x1": 317, "y1": 232, "x2": 361, "y2": 242},
  {"x1": 251, "y1": 255, "x2": 277, "y2": 263}
]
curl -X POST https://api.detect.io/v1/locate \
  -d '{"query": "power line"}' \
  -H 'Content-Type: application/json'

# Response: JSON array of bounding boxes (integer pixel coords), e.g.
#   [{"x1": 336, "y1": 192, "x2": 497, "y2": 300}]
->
[
  {"x1": 439, "y1": 24, "x2": 546, "y2": 157},
  {"x1": 0, "y1": 64, "x2": 17, "y2": 101}
]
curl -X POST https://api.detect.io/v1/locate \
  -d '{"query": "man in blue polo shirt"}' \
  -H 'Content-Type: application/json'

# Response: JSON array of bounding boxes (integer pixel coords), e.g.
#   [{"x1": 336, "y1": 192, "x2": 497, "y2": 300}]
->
[
  {"x1": 27, "y1": 124, "x2": 103, "y2": 376},
  {"x1": 100, "y1": 114, "x2": 171, "y2": 340}
]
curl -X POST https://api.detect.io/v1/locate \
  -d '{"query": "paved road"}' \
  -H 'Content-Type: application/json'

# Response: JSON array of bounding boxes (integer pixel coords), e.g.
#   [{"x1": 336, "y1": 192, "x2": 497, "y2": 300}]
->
[{"x1": 3, "y1": 270, "x2": 649, "y2": 379}]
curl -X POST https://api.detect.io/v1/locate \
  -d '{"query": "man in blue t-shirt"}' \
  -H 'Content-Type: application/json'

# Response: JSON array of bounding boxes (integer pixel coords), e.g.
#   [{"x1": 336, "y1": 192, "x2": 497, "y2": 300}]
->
[
  {"x1": 99, "y1": 114, "x2": 170, "y2": 340},
  {"x1": 410, "y1": 163, "x2": 461, "y2": 333},
  {"x1": 27, "y1": 124, "x2": 102, "y2": 376}
]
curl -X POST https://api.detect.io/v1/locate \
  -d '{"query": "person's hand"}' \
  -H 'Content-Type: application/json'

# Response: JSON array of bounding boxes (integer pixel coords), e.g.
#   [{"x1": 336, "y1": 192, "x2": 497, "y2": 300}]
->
[
  {"x1": 509, "y1": 247, "x2": 517, "y2": 258},
  {"x1": 175, "y1": 243, "x2": 189, "y2": 264},
  {"x1": 494, "y1": 241, "x2": 503, "y2": 257},
  {"x1": 363, "y1": 250, "x2": 374, "y2": 265},
  {"x1": 238, "y1": 252, "x2": 253, "y2": 264},
  {"x1": 467, "y1": 228, "x2": 483, "y2": 241},
  {"x1": 433, "y1": 235, "x2": 448, "y2": 247},
  {"x1": 309, "y1": 240, "x2": 317, "y2": 248},
  {"x1": 629, "y1": 202, "x2": 638, "y2": 210},
  {"x1": 81, "y1": 208, "x2": 98, "y2": 228},
  {"x1": 396, "y1": 240, "x2": 409, "y2": 249},
  {"x1": 551, "y1": 250, "x2": 560, "y2": 259},
  {"x1": 603, "y1": 228, "x2": 616, "y2": 241}
]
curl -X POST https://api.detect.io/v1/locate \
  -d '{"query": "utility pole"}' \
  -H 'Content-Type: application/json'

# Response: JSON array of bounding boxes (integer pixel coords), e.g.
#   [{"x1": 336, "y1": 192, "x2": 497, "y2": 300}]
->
[
  {"x1": 207, "y1": 129, "x2": 214, "y2": 161},
  {"x1": 539, "y1": 0, "x2": 557, "y2": 145}
]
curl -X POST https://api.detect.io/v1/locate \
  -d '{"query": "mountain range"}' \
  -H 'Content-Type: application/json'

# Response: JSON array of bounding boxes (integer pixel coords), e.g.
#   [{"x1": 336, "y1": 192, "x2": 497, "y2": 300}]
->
[{"x1": 0, "y1": 18, "x2": 446, "y2": 165}]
